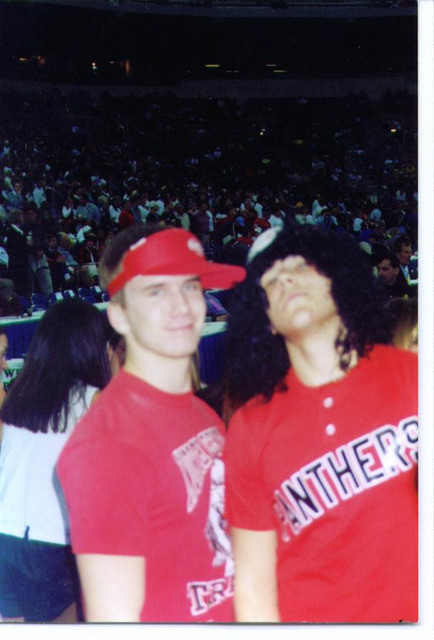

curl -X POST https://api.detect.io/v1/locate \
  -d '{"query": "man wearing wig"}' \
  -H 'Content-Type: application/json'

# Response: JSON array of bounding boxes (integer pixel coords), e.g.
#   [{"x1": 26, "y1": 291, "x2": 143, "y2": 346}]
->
[
  {"x1": 58, "y1": 225, "x2": 245, "y2": 622},
  {"x1": 224, "y1": 224, "x2": 418, "y2": 623}
]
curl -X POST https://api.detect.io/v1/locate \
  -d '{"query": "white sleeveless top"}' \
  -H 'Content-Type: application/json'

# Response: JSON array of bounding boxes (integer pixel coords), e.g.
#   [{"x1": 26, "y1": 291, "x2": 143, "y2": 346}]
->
[{"x1": 0, "y1": 384, "x2": 98, "y2": 545}]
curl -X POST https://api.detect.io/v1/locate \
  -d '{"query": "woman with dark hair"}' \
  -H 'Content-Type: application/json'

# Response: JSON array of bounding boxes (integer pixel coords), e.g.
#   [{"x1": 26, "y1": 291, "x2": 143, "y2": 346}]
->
[{"x1": 0, "y1": 299, "x2": 111, "y2": 623}]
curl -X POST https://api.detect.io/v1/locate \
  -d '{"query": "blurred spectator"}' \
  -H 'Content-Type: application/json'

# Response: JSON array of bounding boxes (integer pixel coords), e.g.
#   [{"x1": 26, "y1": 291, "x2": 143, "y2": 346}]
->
[
  {"x1": 45, "y1": 233, "x2": 70, "y2": 291},
  {"x1": 388, "y1": 297, "x2": 418, "y2": 353},
  {"x1": 29, "y1": 244, "x2": 53, "y2": 296},
  {"x1": 0, "y1": 299, "x2": 111, "y2": 622},
  {"x1": 393, "y1": 235, "x2": 417, "y2": 285},
  {"x1": 32, "y1": 179, "x2": 47, "y2": 211},
  {"x1": 76, "y1": 232, "x2": 99, "y2": 266},
  {"x1": 375, "y1": 252, "x2": 413, "y2": 299},
  {"x1": 2, "y1": 181, "x2": 24, "y2": 213},
  {"x1": 5, "y1": 209, "x2": 34, "y2": 298}
]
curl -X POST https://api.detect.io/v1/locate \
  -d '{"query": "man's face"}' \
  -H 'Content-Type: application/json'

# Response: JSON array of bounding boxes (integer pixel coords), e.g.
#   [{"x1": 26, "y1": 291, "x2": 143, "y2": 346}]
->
[
  {"x1": 377, "y1": 259, "x2": 399, "y2": 285},
  {"x1": 396, "y1": 243, "x2": 412, "y2": 266},
  {"x1": 260, "y1": 255, "x2": 340, "y2": 344},
  {"x1": 112, "y1": 274, "x2": 206, "y2": 363}
]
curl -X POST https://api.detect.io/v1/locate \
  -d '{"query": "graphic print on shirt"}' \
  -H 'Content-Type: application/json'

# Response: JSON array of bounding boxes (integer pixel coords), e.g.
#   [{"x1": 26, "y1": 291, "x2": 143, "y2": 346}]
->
[
  {"x1": 273, "y1": 416, "x2": 418, "y2": 543},
  {"x1": 172, "y1": 426, "x2": 225, "y2": 512},
  {"x1": 173, "y1": 427, "x2": 234, "y2": 616},
  {"x1": 204, "y1": 457, "x2": 235, "y2": 575}
]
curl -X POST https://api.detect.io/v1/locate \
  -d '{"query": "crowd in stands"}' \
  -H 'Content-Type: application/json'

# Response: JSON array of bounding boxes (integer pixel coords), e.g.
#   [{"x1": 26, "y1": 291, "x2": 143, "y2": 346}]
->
[{"x1": 0, "y1": 85, "x2": 417, "y2": 313}]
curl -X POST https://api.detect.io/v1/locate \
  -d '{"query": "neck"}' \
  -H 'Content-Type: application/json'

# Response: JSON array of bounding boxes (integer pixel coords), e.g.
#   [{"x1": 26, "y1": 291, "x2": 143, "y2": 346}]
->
[
  {"x1": 124, "y1": 351, "x2": 193, "y2": 395},
  {"x1": 286, "y1": 323, "x2": 357, "y2": 387}
]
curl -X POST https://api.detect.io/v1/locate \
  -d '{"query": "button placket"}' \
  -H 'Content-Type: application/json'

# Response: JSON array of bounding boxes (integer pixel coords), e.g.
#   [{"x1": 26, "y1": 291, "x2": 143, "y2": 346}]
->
[{"x1": 322, "y1": 396, "x2": 336, "y2": 436}]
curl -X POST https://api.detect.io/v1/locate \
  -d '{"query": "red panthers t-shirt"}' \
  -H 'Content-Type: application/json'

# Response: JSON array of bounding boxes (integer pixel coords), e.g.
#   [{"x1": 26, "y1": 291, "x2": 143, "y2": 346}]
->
[{"x1": 226, "y1": 345, "x2": 418, "y2": 623}]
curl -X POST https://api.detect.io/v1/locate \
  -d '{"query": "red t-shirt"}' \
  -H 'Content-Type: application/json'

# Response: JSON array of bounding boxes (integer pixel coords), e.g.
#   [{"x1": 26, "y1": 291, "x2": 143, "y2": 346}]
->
[
  {"x1": 225, "y1": 344, "x2": 418, "y2": 623},
  {"x1": 58, "y1": 370, "x2": 234, "y2": 622}
]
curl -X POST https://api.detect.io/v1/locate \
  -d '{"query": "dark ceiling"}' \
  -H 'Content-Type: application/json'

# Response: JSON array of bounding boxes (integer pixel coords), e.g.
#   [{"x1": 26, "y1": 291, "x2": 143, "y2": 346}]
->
[{"x1": 0, "y1": 1, "x2": 417, "y2": 85}]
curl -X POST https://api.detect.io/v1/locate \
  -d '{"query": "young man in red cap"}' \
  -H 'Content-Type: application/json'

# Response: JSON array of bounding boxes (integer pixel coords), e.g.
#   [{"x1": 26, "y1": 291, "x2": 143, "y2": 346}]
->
[{"x1": 57, "y1": 225, "x2": 245, "y2": 622}]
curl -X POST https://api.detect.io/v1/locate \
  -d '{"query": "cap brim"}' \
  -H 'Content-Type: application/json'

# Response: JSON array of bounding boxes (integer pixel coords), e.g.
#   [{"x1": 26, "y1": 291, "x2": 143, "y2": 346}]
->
[
  {"x1": 199, "y1": 263, "x2": 246, "y2": 289},
  {"x1": 137, "y1": 261, "x2": 246, "y2": 290}
]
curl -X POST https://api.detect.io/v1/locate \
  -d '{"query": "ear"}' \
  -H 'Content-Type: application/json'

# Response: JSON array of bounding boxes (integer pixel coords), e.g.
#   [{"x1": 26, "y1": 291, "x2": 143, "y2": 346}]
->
[
  {"x1": 270, "y1": 324, "x2": 277, "y2": 335},
  {"x1": 107, "y1": 301, "x2": 129, "y2": 336}
]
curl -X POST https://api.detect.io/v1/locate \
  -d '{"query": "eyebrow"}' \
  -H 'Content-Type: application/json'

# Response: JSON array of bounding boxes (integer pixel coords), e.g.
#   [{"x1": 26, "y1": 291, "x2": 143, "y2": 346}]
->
[
  {"x1": 264, "y1": 257, "x2": 306, "y2": 274},
  {"x1": 260, "y1": 270, "x2": 279, "y2": 286},
  {"x1": 139, "y1": 276, "x2": 201, "y2": 291}
]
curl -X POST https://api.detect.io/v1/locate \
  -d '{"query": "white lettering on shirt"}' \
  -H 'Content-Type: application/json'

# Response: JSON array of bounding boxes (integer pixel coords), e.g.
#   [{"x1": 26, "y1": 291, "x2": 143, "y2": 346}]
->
[{"x1": 273, "y1": 416, "x2": 418, "y2": 542}]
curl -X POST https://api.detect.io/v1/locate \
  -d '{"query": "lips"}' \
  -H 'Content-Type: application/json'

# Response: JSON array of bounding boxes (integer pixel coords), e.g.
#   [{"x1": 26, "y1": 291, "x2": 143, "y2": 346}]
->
[
  {"x1": 169, "y1": 325, "x2": 193, "y2": 331},
  {"x1": 167, "y1": 322, "x2": 196, "y2": 332},
  {"x1": 285, "y1": 291, "x2": 305, "y2": 303}
]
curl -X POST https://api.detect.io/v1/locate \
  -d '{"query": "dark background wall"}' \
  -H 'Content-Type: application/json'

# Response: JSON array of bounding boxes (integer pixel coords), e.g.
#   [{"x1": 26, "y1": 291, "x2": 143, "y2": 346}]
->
[{"x1": 0, "y1": 2, "x2": 417, "y2": 89}]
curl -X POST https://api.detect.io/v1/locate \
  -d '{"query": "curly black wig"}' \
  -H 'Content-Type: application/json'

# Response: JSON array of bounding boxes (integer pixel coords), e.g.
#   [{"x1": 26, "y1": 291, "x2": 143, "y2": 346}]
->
[{"x1": 223, "y1": 223, "x2": 393, "y2": 408}]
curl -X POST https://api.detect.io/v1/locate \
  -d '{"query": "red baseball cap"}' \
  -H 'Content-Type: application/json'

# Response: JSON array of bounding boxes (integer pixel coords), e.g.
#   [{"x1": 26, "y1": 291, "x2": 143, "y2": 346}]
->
[{"x1": 107, "y1": 228, "x2": 246, "y2": 297}]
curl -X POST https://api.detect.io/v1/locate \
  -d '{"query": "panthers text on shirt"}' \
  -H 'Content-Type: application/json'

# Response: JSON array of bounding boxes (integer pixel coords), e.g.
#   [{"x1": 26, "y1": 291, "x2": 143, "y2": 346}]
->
[{"x1": 274, "y1": 415, "x2": 418, "y2": 542}]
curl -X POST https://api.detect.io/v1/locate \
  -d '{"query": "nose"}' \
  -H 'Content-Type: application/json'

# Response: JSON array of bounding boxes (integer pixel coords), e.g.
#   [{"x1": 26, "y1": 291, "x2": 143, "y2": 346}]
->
[
  {"x1": 276, "y1": 268, "x2": 296, "y2": 286},
  {"x1": 169, "y1": 287, "x2": 190, "y2": 314}
]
